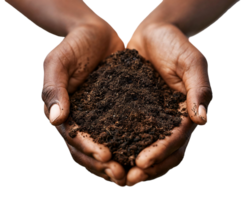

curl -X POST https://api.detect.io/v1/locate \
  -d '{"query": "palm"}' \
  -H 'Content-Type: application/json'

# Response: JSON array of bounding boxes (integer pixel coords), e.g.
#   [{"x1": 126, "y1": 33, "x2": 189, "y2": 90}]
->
[
  {"x1": 47, "y1": 25, "x2": 124, "y2": 93},
  {"x1": 125, "y1": 24, "x2": 211, "y2": 185},
  {"x1": 65, "y1": 26, "x2": 125, "y2": 93},
  {"x1": 43, "y1": 24, "x2": 126, "y2": 185},
  {"x1": 128, "y1": 24, "x2": 205, "y2": 95}
]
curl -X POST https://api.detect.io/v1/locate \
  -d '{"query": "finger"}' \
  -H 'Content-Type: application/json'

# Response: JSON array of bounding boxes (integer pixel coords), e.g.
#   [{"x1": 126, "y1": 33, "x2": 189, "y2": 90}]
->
[
  {"x1": 136, "y1": 113, "x2": 196, "y2": 169},
  {"x1": 143, "y1": 144, "x2": 186, "y2": 180},
  {"x1": 70, "y1": 132, "x2": 111, "y2": 162},
  {"x1": 45, "y1": 104, "x2": 126, "y2": 187},
  {"x1": 127, "y1": 139, "x2": 189, "y2": 186},
  {"x1": 45, "y1": 105, "x2": 107, "y2": 161},
  {"x1": 181, "y1": 53, "x2": 213, "y2": 125},
  {"x1": 65, "y1": 142, "x2": 111, "y2": 182},
  {"x1": 57, "y1": 122, "x2": 112, "y2": 163},
  {"x1": 68, "y1": 144, "x2": 126, "y2": 186},
  {"x1": 129, "y1": 24, "x2": 212, "y2": 125},
  {"x1": 42, "y1": 53, "x2": 70, "y2": 126}
]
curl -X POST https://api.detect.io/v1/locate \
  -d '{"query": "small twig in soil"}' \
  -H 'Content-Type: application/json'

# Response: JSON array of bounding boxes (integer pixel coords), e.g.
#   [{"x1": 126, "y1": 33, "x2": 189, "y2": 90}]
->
[
  {"x1": 105, "y1": 128, "x2": 112, "y2": 135},
  {"x1": 113, "y1": 151, "x2": 124, "y2": 154}
]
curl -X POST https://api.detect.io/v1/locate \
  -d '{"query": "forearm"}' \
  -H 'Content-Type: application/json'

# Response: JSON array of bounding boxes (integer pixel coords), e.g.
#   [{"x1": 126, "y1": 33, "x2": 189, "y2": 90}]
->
[
  {"x1": 6, "y1": 0, "x2": 98, "y2": 36},
  {"x1": 140, "y1": 0, "x2": 239, "y2": 37}
]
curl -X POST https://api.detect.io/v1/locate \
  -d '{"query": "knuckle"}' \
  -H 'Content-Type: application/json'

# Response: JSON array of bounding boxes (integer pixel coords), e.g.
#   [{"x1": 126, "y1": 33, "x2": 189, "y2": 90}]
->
[
  {"x1": 44, "y1": 46, "x2": 72, "y2": 71},
  {"x1": 43, "y1": 52, "x2": 57, "y2": 70},
  {"x1": 197, "y1": 52, "x2": 209, "y2": 67},
  {"x1": 190, "y1": 53, "x2": 207, "y2": 68},
  {"x1": 41, "y1": 85, "x2": 58, "y2": 106},
  {"x1": 198, "y1": 86, "x2": 213, "y2": 104},
  {"x1": 183, "y1": 52, "x2": 208, "y2": 73}
]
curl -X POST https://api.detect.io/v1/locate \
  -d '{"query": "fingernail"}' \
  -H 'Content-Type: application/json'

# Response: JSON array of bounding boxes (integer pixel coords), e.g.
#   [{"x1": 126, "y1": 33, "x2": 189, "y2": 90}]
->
[
  {"x1": 50, "y1": 104, "x2": 61, "y2": 123},
  {"x1": 198, "y1": 105, "x2": 207, "y2": 122},
  {"x1": 105, "y1": 169, "x2": 115, "y2": 179}
]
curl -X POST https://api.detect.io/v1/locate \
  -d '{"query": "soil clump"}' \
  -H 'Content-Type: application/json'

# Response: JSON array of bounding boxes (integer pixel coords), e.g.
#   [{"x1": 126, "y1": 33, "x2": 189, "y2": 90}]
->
[{"x1": 69, "y1": 49, "x2": 187, "y2": 168}]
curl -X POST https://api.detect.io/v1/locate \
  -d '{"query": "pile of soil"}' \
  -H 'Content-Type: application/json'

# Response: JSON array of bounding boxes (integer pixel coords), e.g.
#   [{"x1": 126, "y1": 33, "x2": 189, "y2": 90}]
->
[{"x1": 68, "y1": 49, "x2": 187, "y2": 168}]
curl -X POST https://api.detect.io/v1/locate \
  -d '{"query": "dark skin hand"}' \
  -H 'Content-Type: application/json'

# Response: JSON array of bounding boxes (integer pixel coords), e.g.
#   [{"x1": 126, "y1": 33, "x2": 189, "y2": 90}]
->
[
  {"x1": 40, "y1": 20, "x2": 126, "y2": 187},
  {"x1": 6, "y1": 0, "x2": 239, "y2": 186},
  {"x1": 43, "y1": 21, "x2": 211, "y2": 187},
  {"x1": 127, "y1": 23, "x2": 205, "y2": 185}
]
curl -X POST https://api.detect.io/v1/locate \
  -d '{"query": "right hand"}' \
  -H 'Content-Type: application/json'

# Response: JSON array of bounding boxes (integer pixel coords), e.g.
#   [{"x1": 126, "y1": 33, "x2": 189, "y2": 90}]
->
[
  {"x1": 126, "y1": 23, "x2": 212, "y2": 185},
  {"x1": 42, "y1": 18, "x2": 126, "y2": 186}
]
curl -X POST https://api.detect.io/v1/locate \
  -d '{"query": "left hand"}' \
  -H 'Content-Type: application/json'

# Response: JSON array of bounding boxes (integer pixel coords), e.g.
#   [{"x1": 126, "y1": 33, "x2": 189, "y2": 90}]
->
[
  {"x1": 42, "y1": 20, "x2": 126, "y2": 186},
  {"x1": 126, "y1": 23, "x2": 212, "y2": 186}
]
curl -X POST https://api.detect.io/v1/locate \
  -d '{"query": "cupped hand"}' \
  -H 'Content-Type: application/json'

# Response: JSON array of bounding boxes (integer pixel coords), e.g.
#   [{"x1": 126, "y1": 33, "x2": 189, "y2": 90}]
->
[
  {"x1": 42, "y1": 18, "x2": 126, "y2": 186},
  {"x1": 126, "y1": 23, "x2": 212, "y2": 185}
]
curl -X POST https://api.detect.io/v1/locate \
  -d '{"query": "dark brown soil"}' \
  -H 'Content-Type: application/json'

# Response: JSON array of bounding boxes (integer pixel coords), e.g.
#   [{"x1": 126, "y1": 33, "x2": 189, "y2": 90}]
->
[{"x1": 68, "y1": 49, "x2": 187, "y2": 168}]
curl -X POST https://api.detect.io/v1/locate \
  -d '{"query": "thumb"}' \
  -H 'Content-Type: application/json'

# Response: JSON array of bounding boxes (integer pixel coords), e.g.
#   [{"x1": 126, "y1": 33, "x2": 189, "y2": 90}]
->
[
  {"x1": 183, "y1": 56, "x2": 213, "y2": 125},
  {"x1": 42, "y1": 55, "x2": 70, "y2": 126},
  {"x1": 40, "y1": 86, "x2": 70, "y2": 126}
]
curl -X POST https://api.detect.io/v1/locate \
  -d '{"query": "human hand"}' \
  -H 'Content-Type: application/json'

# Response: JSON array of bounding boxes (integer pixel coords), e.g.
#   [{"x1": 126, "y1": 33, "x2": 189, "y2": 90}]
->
[
  {"x1": 42, "y1": 19, "x2": 126, "y2": 186},
  {"x1": 126, "y1": 23, "x2": 212, "y2": 185}
]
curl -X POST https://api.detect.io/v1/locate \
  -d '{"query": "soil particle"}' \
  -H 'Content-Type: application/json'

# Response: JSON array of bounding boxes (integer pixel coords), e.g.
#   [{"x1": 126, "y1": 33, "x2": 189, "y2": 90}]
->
[{"x1": 68, "y1": 49, "x2": 187, "y2": 168}]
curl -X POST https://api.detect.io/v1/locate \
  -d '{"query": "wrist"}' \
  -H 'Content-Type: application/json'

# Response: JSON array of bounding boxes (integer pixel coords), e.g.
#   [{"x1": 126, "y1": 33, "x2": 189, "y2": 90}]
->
[
  {"x1": 6, "y1": 0, "x2": 111, "y2": 37},
  {"x1": 142, "y1": 0, "x2": 239, "y2": 37},
  {"x1": 64, "y1": 11, "x2": 102, "y2": 34}
]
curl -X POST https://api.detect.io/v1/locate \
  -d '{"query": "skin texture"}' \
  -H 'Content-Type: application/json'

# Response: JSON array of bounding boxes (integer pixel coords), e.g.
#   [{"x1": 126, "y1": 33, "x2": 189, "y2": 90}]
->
[
  {"x1": 140, "y1": 0, "x2": 239, "y2": 37},
  {"x1": 6, "y1": 0, "x2": 238, "y2": 186},
  {"x1": 6, "y1": 0, "x2": 101, "y2": 36},
  {"x1": 124, "y1": 0, "x2": 238, "y2": 185},
  {"x1": 42, "y1": 24, "x2": 127, "y2": 186},
  {"x1": 7, "y1": 0, "x2": 127, "y2": 186},
  {"x1": 126, "y1": 23, "x2": 207, "y2": 186}
]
